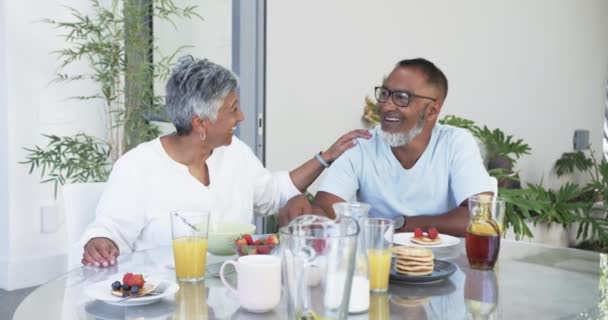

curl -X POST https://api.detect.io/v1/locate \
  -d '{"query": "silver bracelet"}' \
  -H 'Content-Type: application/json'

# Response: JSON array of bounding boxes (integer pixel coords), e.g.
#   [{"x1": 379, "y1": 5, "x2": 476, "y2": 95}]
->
[{"x1": 314, "y1": 152, "x2": 330, "y2": 168}]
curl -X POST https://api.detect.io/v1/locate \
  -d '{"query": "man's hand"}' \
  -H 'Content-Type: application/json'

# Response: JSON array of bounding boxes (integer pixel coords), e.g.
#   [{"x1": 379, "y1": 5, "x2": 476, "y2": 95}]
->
[
  {"x1": 278, "y1": 194, "x2": 313, "y2": 227},
  {"x1": 82, "y1": 237, "x2": 119, "y2": 267},
  {"x1": 321, "y1": 129, "x2": 372, "y2": 163}
]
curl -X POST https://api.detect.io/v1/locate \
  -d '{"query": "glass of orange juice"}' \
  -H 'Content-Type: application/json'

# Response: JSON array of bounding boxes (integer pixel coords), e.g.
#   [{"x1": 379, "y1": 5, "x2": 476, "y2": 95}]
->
[
  {"x1": 170, "y1": 210, "x2": 210, "y2": 282},
  {"x1": 363, "y1": 218, "x2": 394, "y2": 292}
]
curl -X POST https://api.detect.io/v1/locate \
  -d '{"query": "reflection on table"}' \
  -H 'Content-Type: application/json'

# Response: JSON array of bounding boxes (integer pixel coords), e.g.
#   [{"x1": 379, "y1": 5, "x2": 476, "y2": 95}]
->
[{"x1": 13, "y1": 240, "x2": 603, "y2": 320}]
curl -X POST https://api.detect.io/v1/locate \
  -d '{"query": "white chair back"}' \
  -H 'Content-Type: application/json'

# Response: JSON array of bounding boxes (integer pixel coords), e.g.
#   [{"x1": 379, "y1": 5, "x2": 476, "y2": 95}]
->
[
  {"x1": 489, "y1": 176, "x2": 498, "y2": 196},
  {"x1": 62, "y1": 182, "x2": 106, "y2": 270}
]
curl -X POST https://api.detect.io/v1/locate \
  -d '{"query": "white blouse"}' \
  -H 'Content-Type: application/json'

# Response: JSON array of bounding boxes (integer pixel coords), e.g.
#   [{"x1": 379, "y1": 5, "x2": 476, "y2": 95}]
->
[{"x1": 80, "y1": 137, "x2": 300, "y2": 255}]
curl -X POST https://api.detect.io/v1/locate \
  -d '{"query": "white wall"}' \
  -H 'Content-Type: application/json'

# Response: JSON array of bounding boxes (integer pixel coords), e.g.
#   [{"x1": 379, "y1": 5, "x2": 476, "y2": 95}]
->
[
  {"x1": 1, "y1": 0, "x2": 106, "y2": 290},
  {"x1": 266, "y1": 0, "x2": 608, "y2": 192},
  {"x1": 0, "y1": 0, "x2": 10, "y2": 289}
]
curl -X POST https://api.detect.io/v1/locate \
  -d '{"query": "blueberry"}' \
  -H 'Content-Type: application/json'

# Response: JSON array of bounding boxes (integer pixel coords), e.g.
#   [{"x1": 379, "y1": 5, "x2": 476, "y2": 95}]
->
[
  {"x1": 121, "y1": 284, "x2": 131, "y2": 291},
  {"x1": 122, "y1": 292, "x2": 129, "y2": 297},
  {"x1": 111, "y1": 281, "x2": 121, "y2": 291},
  {"x1": 130, "y1": 286, "x2": 140, "y2": 294}
]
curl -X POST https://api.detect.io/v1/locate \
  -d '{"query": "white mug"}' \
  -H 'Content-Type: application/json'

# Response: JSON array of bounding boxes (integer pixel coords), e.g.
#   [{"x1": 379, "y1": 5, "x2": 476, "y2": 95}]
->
[{"x1": 220, "y1": 254, "x2": 281, "y2": 313}]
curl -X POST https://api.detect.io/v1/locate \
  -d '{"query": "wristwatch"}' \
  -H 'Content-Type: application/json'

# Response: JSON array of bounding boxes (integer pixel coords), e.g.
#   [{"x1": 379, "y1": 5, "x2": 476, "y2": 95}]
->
[{"x1": 394, "y1": 216, "x2": 406, "y2": 232}]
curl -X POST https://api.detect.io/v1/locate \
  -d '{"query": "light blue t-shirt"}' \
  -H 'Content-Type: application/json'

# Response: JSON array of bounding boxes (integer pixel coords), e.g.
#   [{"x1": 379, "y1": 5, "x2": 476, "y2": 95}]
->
[{"x1": 318, "y1": 124, "x2": 491, "y2": 219}]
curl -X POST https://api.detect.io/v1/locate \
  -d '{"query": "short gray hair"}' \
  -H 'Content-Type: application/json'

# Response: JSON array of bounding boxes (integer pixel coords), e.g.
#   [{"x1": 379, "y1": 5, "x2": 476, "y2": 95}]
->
[{"x1": 165, "y1": 55, "x2": 239, "y2": 135}]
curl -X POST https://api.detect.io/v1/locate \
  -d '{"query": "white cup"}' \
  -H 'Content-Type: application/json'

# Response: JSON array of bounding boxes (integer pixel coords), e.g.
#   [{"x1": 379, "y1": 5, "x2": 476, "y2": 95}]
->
[{"x1": 220, "y1": 255, "x2": 281, "y2": 313}]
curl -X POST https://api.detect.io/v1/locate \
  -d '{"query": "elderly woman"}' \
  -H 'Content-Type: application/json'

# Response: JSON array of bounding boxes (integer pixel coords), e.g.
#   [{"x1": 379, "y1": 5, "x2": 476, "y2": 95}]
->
[{"x1": 80, "y1": 56, "x2": 370, "y2": 267}]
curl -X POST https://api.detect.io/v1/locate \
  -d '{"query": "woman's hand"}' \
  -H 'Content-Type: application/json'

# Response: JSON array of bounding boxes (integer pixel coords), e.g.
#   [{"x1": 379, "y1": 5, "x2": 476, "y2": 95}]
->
[
  {"x1": 82, "y1": 237, "x2": 119, "y2": 267},
  {"x1": 320, "y1": 129, "x2": 372, "y2": 163}
]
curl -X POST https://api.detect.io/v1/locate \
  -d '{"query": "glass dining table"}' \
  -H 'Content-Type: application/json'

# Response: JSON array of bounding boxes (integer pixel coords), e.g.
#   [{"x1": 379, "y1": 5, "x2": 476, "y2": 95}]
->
[{"x1": 13, "y1": 239, "x2": 604, "y2": 320}]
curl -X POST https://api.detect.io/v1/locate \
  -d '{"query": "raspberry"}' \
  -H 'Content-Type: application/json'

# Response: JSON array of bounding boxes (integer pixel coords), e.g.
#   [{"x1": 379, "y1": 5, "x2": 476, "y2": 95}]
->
[
  {"x1": 427, "y1": 227, "x2": 439, "y2": 240},
  {"x1": 413, "y1": 227, "x2": 424, "y2": 238}
]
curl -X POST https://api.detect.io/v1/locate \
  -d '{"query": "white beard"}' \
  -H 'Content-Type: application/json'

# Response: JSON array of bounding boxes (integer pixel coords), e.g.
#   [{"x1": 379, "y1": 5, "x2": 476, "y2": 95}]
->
[{"x1": 379, "y1": 115, "x2": 425, "y2": 147}]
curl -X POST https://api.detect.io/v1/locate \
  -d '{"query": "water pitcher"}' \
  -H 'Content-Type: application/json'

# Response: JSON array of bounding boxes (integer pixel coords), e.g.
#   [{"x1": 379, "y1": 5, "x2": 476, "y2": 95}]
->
[
  {"x1": 280, "y1": 215, "x2": 359, "y2": 320},
  {"x1": 333, "y1": 202, "x2": 371, "y2": 313}
]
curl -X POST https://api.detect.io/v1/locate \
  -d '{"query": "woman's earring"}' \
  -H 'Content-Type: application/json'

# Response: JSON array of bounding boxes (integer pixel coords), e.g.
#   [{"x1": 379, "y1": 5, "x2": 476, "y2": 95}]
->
[{"x1": 200, "y1": 131, "x2": 206, "y2": 141}]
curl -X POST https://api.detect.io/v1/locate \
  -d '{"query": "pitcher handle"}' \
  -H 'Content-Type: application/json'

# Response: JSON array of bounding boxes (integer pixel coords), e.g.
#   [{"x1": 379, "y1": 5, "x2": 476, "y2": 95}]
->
[{"x1": 220, "y1": 260, "x2": 238, "y2": 295}]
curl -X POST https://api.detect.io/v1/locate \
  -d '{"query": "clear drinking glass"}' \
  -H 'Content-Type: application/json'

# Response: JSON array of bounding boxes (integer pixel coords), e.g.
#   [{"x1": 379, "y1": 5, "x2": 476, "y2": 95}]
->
[
  {"x1": 363, "y1": 218, "x2": 394, "y2": 293},
  {"x1": 170, "y1": 210, "x2": 210, "y2": 282},
  {"x1": 281, "y1": 215, "x2": 359, "y2": 320}
]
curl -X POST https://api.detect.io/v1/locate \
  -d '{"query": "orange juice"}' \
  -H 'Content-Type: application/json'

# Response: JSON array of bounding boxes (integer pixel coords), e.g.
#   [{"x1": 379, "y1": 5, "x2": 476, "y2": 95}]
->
[
  {"x1": 173, "y1": 237, "x2": 208, "y2": 280},
  {"x1": 368, "y1": 249, "x2": 392, "y2": 291}
]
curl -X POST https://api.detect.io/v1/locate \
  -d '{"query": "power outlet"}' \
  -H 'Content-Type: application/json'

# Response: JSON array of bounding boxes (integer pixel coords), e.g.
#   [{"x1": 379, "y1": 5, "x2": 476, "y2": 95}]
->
[
  {"x1": 573, "y1": 130, "x2": 590, "y2": 151},
  {"x1": 40, "y1": 205, "x2": 61, "y2": 233}
]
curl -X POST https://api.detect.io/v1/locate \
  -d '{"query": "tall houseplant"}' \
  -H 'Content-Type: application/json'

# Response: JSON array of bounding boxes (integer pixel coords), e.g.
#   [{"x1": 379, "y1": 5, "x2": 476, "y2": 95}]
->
[
  {"x1": 23, "y1": 0, "x2": 200, "y2": 194},
  {"x1": 554, "y1": 147, "x2": 608, "y2": 245}
]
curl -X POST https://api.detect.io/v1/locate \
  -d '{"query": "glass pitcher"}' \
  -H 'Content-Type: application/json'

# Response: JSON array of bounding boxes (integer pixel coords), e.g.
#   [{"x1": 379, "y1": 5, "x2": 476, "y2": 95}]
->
[
  {"x1": 333, "y1": 202, "x2": 371, "y2": 313},
  {"x1": 465, "y1": 195, "x2": 505, "y2": 270},
  {"x1": 280, "y1": 215, "x2": 359, "y2": 320}
]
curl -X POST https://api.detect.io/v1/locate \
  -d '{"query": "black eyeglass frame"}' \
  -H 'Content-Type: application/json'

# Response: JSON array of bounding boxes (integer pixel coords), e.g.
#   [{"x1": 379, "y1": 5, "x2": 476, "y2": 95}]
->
[{"x1": 374, "y1": 86, "x2": 437, "y2": 108}]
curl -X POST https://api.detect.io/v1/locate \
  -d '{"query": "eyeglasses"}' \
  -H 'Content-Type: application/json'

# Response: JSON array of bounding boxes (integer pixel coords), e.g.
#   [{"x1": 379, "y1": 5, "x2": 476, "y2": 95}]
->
[{"x1": 374, "y1": 86, "x2": 436, "y2": 108}]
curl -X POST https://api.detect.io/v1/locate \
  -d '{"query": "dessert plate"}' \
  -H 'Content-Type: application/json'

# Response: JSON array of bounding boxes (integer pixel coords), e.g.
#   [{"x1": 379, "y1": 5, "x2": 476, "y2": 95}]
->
[
  {"x1": 85, "y1": 278, "x2": 179, "y2": 307},
  {"x1": 393, "y1": 232, "x2": 460, "y2": 248}
]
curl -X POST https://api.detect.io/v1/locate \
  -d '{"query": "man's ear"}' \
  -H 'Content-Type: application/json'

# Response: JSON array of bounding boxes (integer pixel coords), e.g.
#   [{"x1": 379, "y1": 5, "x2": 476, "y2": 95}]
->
[{"x1": 425, "y1": 101, "x2": 442, "y2": 122}]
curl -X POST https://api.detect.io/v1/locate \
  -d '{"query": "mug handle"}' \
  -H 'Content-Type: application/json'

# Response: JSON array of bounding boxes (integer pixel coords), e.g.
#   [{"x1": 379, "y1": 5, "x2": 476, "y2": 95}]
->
[{"x1": 220, "y1": 260, "x2": 238, "y2": 295}]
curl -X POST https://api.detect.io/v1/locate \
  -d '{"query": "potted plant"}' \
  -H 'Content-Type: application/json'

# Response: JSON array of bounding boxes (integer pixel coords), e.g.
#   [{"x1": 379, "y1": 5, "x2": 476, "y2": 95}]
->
[{"x1": 554, "y1": 147, "x2": 608, "y2": 247}]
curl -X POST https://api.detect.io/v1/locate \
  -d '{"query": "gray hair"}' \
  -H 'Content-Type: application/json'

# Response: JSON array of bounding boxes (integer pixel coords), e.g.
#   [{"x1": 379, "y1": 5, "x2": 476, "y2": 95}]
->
[{"x1": 165, "y1": 55, "x2": 239, "y2": 135}]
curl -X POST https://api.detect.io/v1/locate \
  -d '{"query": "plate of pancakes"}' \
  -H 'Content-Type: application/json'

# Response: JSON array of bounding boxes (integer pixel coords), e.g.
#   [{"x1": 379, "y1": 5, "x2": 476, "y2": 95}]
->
[
  {"x1": 390, "y1": 246, "x2": 457, "y2": 284},
  {"x1": 393, "y1": 232, "x2": 460, "y2": 248}
]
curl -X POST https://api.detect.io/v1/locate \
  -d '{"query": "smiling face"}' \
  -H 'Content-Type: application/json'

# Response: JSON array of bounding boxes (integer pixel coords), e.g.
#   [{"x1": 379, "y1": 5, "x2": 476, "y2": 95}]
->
[
  {"x1": 378, "y1": 67, "x2": 442, "y2": 147},
  {"x1": 205, "y1": 91, "x2": 244, "y2": 147}
]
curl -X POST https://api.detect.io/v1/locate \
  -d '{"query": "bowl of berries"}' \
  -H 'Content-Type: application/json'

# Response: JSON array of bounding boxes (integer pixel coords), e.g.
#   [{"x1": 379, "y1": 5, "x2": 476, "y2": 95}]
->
[{"x1": 234, "y1": 233, "x2": 279, "y2": 256}]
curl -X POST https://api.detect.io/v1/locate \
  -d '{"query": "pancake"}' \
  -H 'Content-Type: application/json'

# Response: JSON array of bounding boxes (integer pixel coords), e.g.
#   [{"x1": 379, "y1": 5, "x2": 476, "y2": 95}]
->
[
  {"x1": 410, "y1": 236, "x2": 442, "y2": 246},
  {"x1": 394, "y1": 260, "x2": 434, "y2": 268},
  {"x1": 393, "y1": 246, "x2": 435, "y2": 276},
  {"x1": 111, "y1": 283, "x2": 153, "y2": 298},
  {"x1": 393, "y1": 246, "x2": 434, "y2": 258},
  {"x1": 395, "y1": 265, "x2": 434, "y2": 273}
]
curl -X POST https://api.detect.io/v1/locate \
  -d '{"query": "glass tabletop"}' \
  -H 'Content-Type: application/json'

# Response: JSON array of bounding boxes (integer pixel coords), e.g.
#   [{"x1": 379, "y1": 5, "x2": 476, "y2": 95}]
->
[{"x1": 13, "y1": 240, "x2": 603, "y2": 319}]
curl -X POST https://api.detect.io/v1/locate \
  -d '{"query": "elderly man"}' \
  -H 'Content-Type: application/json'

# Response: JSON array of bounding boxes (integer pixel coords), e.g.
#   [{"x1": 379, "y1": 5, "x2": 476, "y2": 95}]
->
[{"x1": 281, "y1": 58, "x2": 491, "y2": 236}]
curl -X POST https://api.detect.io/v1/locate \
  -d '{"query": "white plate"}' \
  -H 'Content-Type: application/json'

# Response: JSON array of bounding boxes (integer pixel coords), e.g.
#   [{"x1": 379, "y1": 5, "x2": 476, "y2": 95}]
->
[
  {"x1": 85, "y1": 278, "x2": 179, "y2": 307},
  {"x1": 393, "y1": 232, "x2": 460, "y2": 248}
]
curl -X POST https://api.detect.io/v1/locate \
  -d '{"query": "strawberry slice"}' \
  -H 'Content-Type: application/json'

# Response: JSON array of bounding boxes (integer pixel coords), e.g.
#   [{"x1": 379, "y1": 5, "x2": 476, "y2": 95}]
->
[
  {"x1": 257, "y1": 245, "x2": 271, "y2": 254},
  {"x1": 235, "y1": 237, "x2": 247, "y2": 246},
  {"x1": 312, "y1": 239, "x2": 326, "y2": 253},
  {"x1": 243, "y1": 234, "x2": 254, "y2": 245},
  {"x1": 413, "y1": 227, "x2": 424, "y2": 238},
  {"x1": 254, "y1": 239, "x2": 263, "y2": 245},
  {"x1": 427, "y1": 227, "x2": 439, "y2": 240},
  {"x1": 265, "y1": 234, "x2": 279, "y2": 245}
]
